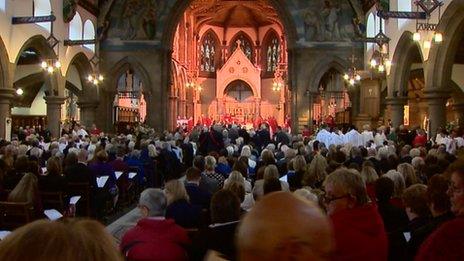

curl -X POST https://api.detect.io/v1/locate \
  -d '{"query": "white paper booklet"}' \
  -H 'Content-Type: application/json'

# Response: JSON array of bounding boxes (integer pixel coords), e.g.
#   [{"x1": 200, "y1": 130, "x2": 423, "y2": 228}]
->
[
  {"x1": 69, "y1": 196, "x2": 81, "y2": 205},
  {"x1": 115, "y1": 171, "x2": 124, "y2": 180},
  {"x1": 128, "y1": 172, "x2": 137, "y2": 179},
  {"x1": 41, "y1": 167, "x2": 47, "y2": 174},
  {"x1": 279, "y1": 175, "x2": 288, "y2": 182},
  {"x1": 44, "y1": 209, "x2": 63, "y2": 221},
  {"x1": 96, "y1": 176, "x2": 109, "y2": 188}
]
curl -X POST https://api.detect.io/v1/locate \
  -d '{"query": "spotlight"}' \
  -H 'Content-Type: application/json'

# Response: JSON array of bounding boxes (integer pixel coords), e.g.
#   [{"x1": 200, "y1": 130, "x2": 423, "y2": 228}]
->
[{"x1": 16, "y1": 88, "x2": 24, "y2": 95}]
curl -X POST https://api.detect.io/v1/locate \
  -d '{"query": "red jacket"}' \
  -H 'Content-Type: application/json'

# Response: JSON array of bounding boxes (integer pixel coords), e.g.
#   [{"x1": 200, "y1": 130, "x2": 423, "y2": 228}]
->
[
  {"x1": 121, "y1": 218, "x2": 190, "y2": 261},
  {"x1": 413, "y1": 134, "x2": 427, "y2": 147},
  {"x1": 330, "y1": 204, "x2": 388, "y2": 261},
  {"x1": 415, "y1": 217, "x2": 464, "y2": 261}
]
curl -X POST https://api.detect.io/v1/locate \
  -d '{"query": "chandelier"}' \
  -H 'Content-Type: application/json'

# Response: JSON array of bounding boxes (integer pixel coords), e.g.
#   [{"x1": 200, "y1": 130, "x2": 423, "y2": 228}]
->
[
  {"x1": 344, "y1": 54, "x2": 362, "y2": 85},
  {"x1": 412, "y1": 0, "x2": 444, "y2": 48},
  {"x1": 87, "y1": 73, "x2": 104, "y2": 86},
  {"x1": 41, "y1": 59, "x2": 61, "y2": 74},
  {"x1": 272, "y1": 62, "x2": 286, "y2": 92},
  {"x1": 186, "y1": 70, "x2": 202, "y2": 91}
]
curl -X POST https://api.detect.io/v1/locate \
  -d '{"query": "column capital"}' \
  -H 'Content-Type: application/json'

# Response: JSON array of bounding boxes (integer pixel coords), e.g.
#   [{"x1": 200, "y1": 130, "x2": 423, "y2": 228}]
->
[
  {"x1": 76, "y1": 101, "x2": 99, "y2": 109},
  {"x1": 44, "y1": 96, "x2": 66, "y2": 106},
  {"x1": 0, "y1": 88, "x2": 16, "y2": 101},
  {"x1": 423, "y1": 89, "x2": 450, "y2": 101},
  {"x1": 385, "y1": 96, "x2": 408, "y2": 106}
]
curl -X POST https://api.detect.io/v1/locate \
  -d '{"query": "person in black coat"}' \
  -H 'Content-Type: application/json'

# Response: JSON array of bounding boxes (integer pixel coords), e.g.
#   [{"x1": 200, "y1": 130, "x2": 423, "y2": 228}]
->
[
  {"x1": 165, "y1": 180, "x2": 201, "y2": 229},
  {"x1": 190, "y1": 190, "x2": 241, "y2": 260},
  {"x1": 184, "y1": 167, "x2": 212, "y2": 209},
  {"x1": 63, "y1": 150, "x2": 95, "y2": 187},
  {"x1": 375, "y1": 177, "x2": 409, "y2": 261}
]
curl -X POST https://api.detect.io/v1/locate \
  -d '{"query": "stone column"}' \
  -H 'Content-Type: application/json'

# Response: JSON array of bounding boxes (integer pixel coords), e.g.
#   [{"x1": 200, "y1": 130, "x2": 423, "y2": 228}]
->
[
  {"x1": 425, "y1": 91, "x2": 448, "y2": 138},
  {"x1": 44, "y1": 96, "x2": 65, "y2": 138},
  {"x1": 0, "y1": 88, "x2": 15, "y2": 140},
  {"x1": 452, "y1": 102, "x2": 464, "y2": 128},
  {"x1": 77, "y1": 101, "x2": 99, "y2": 129},
  {"x1": 385, "y1": 97, "x2": 407, "y2": 128}
]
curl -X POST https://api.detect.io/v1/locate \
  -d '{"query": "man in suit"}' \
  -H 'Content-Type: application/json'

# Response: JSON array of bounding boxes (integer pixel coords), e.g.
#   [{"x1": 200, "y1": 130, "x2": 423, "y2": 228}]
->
[
  {"x1": 64, "y1": 149, "x2": 94, "y2": 187},
  {"x1": 184, "y1": 167, "x2": 211, "y2": 209}
]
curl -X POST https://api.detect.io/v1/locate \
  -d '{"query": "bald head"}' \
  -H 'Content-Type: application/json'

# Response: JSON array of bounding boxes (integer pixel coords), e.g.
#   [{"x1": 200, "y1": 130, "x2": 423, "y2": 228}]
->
[{"x1": 237, "y1": 192, "x2": 333, "y2": 261}]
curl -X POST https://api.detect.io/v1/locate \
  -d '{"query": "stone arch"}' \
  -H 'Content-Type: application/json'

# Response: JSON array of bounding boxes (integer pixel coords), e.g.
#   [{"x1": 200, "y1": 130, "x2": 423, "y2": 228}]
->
[
  {"x1": 220, "y1": 76, "x2": 258, "y2": 99},
  {"x1": 65, "y1": 52, "x2": 94, "y2": 100},
  {"x1": 425, "y1": 0, "x2": 464, "y2": 92},
  {"x1": 0, "y1": 34, "x2": 10, "y2": 89},
  {"x1": 388, "y1": 31, "x2": 423, "y2": 97},
  {"x1": 108, "y1": 57, "x2": 152, "y2": 95},
  {"x1": 307, "y1": 56, "x2": 349, "y2": 93}
]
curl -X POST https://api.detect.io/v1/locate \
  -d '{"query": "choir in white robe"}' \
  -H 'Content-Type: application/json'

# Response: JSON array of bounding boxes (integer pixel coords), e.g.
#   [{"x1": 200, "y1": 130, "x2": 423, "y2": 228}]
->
[
  {"x1": 361, "y1": 130, "x2": 374, "y2": 147},
  {"x1": 343, "y1": 129, "x2": 363, "y2": 147},
  {"x1": 374, "y1": 132, "x2": 387, "y2": 147},
  {"x1": 316, "y1": 129, "x2": 332, "y2": 147}
]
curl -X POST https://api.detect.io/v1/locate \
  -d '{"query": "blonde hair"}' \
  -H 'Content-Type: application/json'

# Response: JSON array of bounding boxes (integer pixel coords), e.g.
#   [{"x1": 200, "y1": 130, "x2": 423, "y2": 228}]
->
[
  {"x1": 303, "y1": 154, "x2": 328, "y2": 187},
  {"x1": 360, "y1": 165, "x2": 379, "y2": 184},
  {"x1": 164, "y1": 179, "x2": 189, "y2": 205},
  {"x1": 0, "y1": 219, "x2": 123, "y2": 261},
  {"x1": 293, "y1": 188, "x2": 318, "y2": 203},
  {"x1": 397, "y1": 163, "x2": 419, "y2": 188},
  {"x1": 384, "y1": 170, "x2": 406, "y2": 197},
  {"x1": 324, "y1": 168, "x2": 369, "y2": 205},
  {"x1": 8, "y1": 173, "x2": 38, "y2": 204},
  {"x1": 264, "y1": 165, "x2": 279, "y2": 180},
  {"x1": 225, "y1": 171, "x2": 245, "y2": 187},
  {"x1": 293, "y1": 155, "x2": 307, "y2": 172}
]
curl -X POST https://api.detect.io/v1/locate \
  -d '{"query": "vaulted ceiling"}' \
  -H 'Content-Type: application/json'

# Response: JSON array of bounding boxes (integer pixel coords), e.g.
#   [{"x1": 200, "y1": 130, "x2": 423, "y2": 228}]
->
[{"x1": 189, "y1": 0, "x2": 281, "y2": 29}]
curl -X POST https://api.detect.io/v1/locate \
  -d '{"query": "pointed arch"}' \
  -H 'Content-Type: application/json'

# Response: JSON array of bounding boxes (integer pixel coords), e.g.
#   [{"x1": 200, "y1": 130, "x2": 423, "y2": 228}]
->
[
  {"x1": 307, "y1": 56, "x2": 349, "y2": 93},
  {"x1": 388, "y1": 31, "x2": 423, "y2": 97},
  {"x1": 33, "y1": 0, "x2": 52, "y2": 32},
  {"x1": 83, "y1": 20, "x2": 96, "y2": 51},
  {"x1": 65, "y1": 52, "x2": 94, "y2": 98},
  {"x1": 199, "y1": 29, "x2": 221, "y2": 75},
  {"x1": 261, "y1": 28, "x2": 281, "y2": 76},
  {"x1": 425, "y1": 0, "x2": 464, "y2": 93},
  {"x1": 108, "y1": 57, "x2": 152, "y2": 95},
  {"x1": 69, "y1": 12, "x2": 83, "y2": 40},
  {"x1": 229, "y1": 31, "x2": 254, "y2": 62}
]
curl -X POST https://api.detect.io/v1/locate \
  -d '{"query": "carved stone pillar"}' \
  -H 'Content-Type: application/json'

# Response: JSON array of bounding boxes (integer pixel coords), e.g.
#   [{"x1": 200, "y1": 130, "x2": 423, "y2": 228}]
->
[
  {"x1": 425, "y1": 91, "x2": 449, "y2": 138},
  {"x1": 44, "y1": 96, "x2": 66, "y2": 138},
  {"x1": 0, "y1": 88, "x2": 15, "y2": 140},
  {"x1": 77, "y1": 101, "x2": 99, "y2": 128},
  {"x1": 386, "y1": 97, "x2": 407, "y2": 128}
]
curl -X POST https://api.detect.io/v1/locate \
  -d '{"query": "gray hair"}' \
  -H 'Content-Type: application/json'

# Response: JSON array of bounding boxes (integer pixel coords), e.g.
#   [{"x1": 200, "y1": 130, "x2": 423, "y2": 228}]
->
[{"x1": 139, "y1": 188, "x2": 167, "y2": 217}]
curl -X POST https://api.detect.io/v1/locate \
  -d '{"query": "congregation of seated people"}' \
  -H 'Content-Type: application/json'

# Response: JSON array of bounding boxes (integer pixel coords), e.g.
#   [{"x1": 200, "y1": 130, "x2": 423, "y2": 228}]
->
[{"x1": 0, "y1": 122, "x2": 464, "y2": 261}]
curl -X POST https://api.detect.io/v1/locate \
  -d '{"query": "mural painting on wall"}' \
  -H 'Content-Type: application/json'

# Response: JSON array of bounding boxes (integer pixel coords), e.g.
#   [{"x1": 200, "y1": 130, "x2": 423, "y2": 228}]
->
[
  {"x1": 288, "y1": 0, "x2": 360, "y2": 45},
  {"x1": 63, "y1": 0, "x2": 78, "y2": 23},
  {"x1": 99, "y1": 0, "x2": 175, "y2": 47}
]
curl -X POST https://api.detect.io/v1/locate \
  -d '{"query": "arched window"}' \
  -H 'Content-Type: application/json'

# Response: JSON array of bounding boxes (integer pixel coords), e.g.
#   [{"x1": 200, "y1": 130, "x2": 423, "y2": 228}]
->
[
  {"x1": 34, "y1": 0, "x2": 52, "y2": 32},
  {"x1": 0, "y1": 0, "x2": 6, "y2": 11},
  {"x1": 367, "y1": 13, "x2": 375, "y2": 50},
  {"x1": 230, "y1": 33, "x2": 254, "y2": 62},
  {"x1": 397, "y1": 0, "x2": 411, "y2": 29},
  {"x1": 200, "y1": 31, "x2": 219, "y2": 73},
  {"x1": 69, "y1": 12, "x2": 82, "y2": 41},
  {"x1": 83, "y1": 20, "x2": 95, "y2": 51},
  {"x1": 265, "y1": 36, "x2": 280, "y2": 73}
]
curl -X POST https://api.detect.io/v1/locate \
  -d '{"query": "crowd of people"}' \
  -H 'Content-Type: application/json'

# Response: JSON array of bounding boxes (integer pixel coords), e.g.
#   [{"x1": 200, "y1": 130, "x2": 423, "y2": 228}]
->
[{"x1": 0, "y1": 121, "x2": 463, "y2": 261}]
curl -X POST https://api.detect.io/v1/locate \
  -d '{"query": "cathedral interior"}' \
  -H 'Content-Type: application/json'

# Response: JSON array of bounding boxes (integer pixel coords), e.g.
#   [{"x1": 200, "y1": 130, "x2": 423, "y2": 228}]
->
[{"x1": 0, "y1": 0, "x2": 463, "y2": 138}]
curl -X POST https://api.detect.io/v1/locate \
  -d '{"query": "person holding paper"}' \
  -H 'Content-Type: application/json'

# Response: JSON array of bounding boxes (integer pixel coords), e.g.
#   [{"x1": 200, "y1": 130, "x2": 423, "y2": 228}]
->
[{"x1": 38, "y1": 156, "x2": 68, "y2": 195}]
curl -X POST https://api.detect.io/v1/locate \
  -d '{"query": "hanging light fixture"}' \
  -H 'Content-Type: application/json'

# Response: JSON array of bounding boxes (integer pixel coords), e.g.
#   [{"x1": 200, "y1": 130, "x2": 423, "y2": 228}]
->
[
  {"x1": 412, "y1": 0, "x2": 444, "y2": 48},
  {"x1": 87, "y1": 73, "x2": 104, "y2": 86},
  {"x1": 39, "y1": 12, "x2": 62, "y2": 75},
  {"x1": 272, "y1": 81, "x2": 283, "y2": 91}
]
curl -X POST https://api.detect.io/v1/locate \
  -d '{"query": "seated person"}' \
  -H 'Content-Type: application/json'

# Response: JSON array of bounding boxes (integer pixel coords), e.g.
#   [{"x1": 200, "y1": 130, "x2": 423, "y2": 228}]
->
[
  {"x1": 8, "y1": 173, "x2": 42, "y2": 217},
  {"x1": 184, "y1": 167, "x2": 211, "y2": 209},
  {"x1": 237, "y1": 192, "x2": 333, "y2": 260},
  {"x1": 190, "y1": 189, "x2": 241, "y2": 260},
  {"x1": 165, "y1": 179, "x2": 201, "y2": 228},
  {"x1": 0, "y1": 219, "x2": 123, "y2": 261},
  {"x1": 39, "y1": 156, "x2": 68, "y2": 194},
  {"x1": 120, "y1": 188, "x2": 190, "y2": 261}
]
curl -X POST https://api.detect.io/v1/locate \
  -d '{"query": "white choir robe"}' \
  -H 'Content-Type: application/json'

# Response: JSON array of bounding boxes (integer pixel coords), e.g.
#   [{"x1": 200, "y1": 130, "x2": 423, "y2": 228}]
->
[
  {"x1": 361, "y1": 131, "x2": 375, "y2": 147},
  {"x1": 456, "y1": 137, "x2": 464, "y2": 148},
  {"x1": 331, "y1": 132, "x2": 344, "y2": 146},
  {"x1": 344, "y1": 130, "x2": 361, "y2": 147},
  {"x1": 316, "y1": 129, "x2": 332, "y2": 147},
  {"x1": 374, "y1": 133, "x2": 386, "y2": 147}
]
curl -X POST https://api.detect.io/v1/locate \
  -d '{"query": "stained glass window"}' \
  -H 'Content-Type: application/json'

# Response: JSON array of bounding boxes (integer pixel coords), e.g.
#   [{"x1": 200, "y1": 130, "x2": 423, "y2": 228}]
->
[
  {"x1": 200, "y1": 32, "x2": 217, "y2": 73},
  {"x1": 266, "y1": 37, "x2": 280, "y2": 72},
  {"x1": 231, "y1": 33, "x2": 253, "y2": 62}
]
